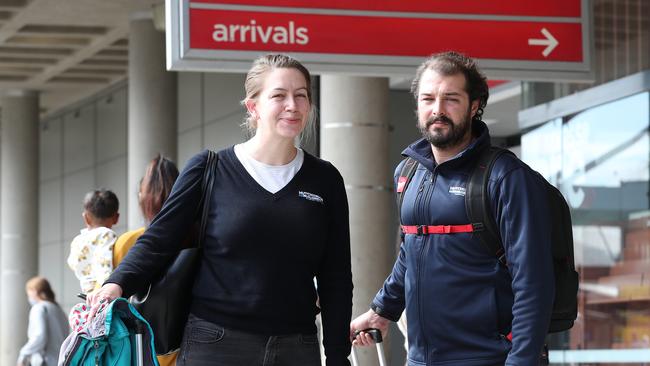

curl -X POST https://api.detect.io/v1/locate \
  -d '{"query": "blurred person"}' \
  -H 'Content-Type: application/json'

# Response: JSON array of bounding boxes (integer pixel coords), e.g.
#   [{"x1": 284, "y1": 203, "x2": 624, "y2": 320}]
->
[
  {"x1": 112, "y1": 154, "x2": 179, "y2": 265},
  {"x1": 17, "y1": 277, "x2": 69, "y2": 366},
  {"x1": 67, "y1": 189, "x2": 119, "y2": 294},
  {"x1": 112, "y1": 153, "x2": 179, "y2": 366}
]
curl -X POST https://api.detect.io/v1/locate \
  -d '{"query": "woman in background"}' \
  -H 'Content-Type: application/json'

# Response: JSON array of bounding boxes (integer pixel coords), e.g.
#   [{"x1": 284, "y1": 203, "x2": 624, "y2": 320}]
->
[
  {"x1": 113, "y1": 154, "x2": 179, "y2": 265},
  {"x1": 17, "y1": 277, "x2": 68, "y2": 366},
  {"x1": 112, "y1": 153, "x2": 179, "y2": 365}
]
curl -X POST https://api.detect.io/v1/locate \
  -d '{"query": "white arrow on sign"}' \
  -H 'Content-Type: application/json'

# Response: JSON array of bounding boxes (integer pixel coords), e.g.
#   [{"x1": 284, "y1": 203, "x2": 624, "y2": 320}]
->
[{"x1": 528, "y1": 28, "x2": 559, "y2": 57}]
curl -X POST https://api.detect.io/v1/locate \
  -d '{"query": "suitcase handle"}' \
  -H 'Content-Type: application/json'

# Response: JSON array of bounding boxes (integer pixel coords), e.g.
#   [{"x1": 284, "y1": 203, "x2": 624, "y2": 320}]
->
[
  {"x1": 351, "y1": 328, "x2": 387, "y2": 366},
  {"x1": 353, "y1": 328, "x2": 383, "y2": 343}
]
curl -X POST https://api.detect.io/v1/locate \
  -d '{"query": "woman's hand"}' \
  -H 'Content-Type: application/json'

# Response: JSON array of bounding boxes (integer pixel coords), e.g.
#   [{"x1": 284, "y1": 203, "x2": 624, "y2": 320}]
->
[{"x1": 86, "y1": 283, "x2": 123, "y2": 319}]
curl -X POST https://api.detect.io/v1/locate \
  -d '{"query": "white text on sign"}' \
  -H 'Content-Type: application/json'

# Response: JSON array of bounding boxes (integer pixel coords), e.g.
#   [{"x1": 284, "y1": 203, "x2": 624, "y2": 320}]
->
[{"x1": 212, "y1": 20, "x2": 309, "y2": 45}]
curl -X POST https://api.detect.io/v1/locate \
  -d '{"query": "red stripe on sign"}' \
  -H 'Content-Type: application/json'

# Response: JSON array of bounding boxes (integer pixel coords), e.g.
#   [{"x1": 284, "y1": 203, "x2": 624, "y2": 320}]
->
[
  {"x1": 189, "y1": 9, "x2": 584, "y2": 62},
  {"x1": 190, "y1": 0, "x2": 582, "y2": 18},
  {"x1": 488, "y1": 80, "x2": 509, "y2": 89}
]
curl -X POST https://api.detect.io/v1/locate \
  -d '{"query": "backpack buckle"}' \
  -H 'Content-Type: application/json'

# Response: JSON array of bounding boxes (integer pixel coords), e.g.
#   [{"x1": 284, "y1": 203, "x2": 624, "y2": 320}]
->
[
  {"x1": 472, "y1": 222, "x2": 485, "y2": 232},
  {"x1": 416, "y1": 225, "x2": 427, "y2": 235}
]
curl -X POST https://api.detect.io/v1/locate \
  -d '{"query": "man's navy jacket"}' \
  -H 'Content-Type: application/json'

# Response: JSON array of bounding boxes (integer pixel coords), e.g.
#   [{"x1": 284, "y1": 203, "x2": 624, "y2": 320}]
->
[{"x1": 372, "y1": 121, "x2": 555, "y2": 366}]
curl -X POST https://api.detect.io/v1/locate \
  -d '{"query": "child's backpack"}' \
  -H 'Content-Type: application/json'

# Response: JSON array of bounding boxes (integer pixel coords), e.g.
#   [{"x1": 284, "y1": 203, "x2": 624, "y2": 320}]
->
[
  {"x1": 397, "y1": 146, "x2": 579, "y2": 333},
  {"x1": 60, "y1": 298, "x2": 159, "y2": 366}
]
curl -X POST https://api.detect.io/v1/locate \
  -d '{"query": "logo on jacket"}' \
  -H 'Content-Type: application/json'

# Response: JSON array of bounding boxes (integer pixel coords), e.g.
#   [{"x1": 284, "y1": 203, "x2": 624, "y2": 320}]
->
[
  {"x1": 397, "y1": 177, "x2": 407, "y2": 193},
  {"x1": 449, "y1": 186, "x2": 466, "y2": 196},
  {"x1": 299, "y1": 191, "x2": 324, "y2": 204}
]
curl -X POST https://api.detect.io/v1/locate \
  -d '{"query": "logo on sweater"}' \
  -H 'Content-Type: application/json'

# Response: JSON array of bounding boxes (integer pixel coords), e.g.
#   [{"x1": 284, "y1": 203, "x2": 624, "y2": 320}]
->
[
  {"x1": 299, "y1": 191, "x2": 324, "y2": 204},
  {"x1": 449, "y1": 186, "x2": 466, "y2": 196}
]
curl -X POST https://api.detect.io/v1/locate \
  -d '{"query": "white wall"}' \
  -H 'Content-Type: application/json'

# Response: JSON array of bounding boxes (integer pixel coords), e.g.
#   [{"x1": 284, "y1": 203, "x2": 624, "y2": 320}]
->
[
  {"x1": 177, "y1": 72, "x2": 248, "y2": 169},
  {"x1": 39, "y1": 85, "x2": 128, "y2": 312}
]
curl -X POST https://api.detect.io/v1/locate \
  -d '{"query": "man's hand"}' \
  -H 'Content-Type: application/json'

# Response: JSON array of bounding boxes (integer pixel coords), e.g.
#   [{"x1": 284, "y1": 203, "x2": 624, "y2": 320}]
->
[
  {"x1": 350, "y1": 309, "x2": 390, "y2": 346},
  {"x1": 86, "y1": 283, "x2": 123, "y2": 319}
]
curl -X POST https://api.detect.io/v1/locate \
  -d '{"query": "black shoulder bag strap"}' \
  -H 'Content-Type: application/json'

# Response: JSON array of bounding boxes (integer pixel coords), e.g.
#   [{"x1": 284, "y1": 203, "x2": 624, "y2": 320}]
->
[
  {"x1": 396, "y1": 157, "x2": 419, "y2": 223},
  {"x1": 465, "y1": 146, "x2": 512, "y2": 266},
  {"x1": 133, "y1": 150, "x2": 218, "y2": 303},
  {"x1": 198, "y1": 150, "x2": 218, "y2": 247}
]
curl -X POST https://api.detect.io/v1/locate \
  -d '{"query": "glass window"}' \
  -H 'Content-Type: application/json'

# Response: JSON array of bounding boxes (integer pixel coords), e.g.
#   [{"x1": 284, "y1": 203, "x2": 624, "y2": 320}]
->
[
  {"x1": 521, "y1": 118, "x2": 563, "y2": 186},
  {"x1": 522, "y1": 92, "x2": 650, "y2": 365}
]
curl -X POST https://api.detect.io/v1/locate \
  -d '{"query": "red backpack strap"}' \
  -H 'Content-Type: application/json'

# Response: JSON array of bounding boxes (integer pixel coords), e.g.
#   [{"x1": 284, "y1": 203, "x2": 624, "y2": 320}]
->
[{"x1": 401, "y1": 224, "x2": 475, "y2": 235}]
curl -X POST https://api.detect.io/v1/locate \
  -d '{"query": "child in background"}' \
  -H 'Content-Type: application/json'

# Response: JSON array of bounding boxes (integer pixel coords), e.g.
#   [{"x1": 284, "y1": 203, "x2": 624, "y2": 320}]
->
[{"x1": 67, "y1": 189, "x2": 120, "y2": 294}]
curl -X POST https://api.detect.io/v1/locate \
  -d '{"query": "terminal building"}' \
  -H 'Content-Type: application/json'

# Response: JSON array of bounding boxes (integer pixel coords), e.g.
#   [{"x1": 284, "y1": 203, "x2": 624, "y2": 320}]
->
[{"x1": 0, "y1": 0, "x2": 648, "y2": 364}]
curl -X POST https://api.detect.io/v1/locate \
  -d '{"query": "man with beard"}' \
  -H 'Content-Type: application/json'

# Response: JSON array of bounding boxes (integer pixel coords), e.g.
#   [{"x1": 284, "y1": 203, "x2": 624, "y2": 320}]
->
[{"x1": 350, "y1": 51, "x2": 554, "y2": 366}]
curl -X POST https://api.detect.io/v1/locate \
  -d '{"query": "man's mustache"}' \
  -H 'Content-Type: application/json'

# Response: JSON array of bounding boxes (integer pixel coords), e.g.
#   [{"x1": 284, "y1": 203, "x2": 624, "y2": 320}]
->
[{"x1": 426, "y1": 115, "x2": 453, "y2": 128}]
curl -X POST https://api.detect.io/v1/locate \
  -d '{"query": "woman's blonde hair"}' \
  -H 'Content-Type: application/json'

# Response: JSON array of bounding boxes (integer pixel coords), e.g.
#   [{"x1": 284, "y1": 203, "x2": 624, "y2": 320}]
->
[
  {"x1": 241, "y1": 54, "x2": 316, "y2": 141},
  {"x1": 25, "y1": 276, "x2": 57, "y2": 303}
]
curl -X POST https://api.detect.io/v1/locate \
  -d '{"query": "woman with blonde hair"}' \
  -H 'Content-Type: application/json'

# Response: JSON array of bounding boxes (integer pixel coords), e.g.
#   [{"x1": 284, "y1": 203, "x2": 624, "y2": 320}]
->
[
  {"x1": 89, "y1": 54, "x2": 353, "y2": 365},
  {"x1": 17, "y1": 277, "x2": 68, "y2": 366}
]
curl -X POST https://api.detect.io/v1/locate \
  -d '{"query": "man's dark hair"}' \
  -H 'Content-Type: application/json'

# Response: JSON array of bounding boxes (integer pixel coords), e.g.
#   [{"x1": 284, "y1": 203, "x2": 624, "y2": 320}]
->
[
  {"x1": 410, "y1": 51, "x2": 489, "y2": 124},
  {"x1": 83, "y1": 189, "x2": 119, "y2": 219}
]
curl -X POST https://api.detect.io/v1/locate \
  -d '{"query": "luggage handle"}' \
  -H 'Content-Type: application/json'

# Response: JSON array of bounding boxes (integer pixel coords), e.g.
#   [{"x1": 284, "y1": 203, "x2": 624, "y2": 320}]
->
[
  {"x1": 351, "y1": 328, "x2": 387, "y2": 366},
  {"x1": 134, "y1": 321, "x2": 145, "y2": 366},
  {"x1": 353, "y1": 328, "x2": 383, "y2": 343}
]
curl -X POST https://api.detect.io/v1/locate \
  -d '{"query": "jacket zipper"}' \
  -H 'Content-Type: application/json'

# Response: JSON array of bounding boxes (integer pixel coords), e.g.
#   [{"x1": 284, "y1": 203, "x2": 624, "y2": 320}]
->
[
  {"x1": 63, "y1": 337, "x2": 83, "y2": 366},
  {"x1": 417, "y1": 169, "x2": 437, "y2": 362},
  {"x1": 426, "y1": 169, "x2": 439, "y2": 362},
  {"x1": 94, "y1": 340, "x2": 100, "y2": 366},
  {"x1": 416, "y1": 171, "x2": 429, "y2": 223},
  {"x1": 416, "y1": 234, "x2": 427, "y2": 363}
]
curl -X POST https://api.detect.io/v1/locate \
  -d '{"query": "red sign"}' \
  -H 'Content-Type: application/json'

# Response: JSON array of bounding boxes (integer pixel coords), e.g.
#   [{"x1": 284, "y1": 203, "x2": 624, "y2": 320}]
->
[
  {"x1": 190, "y1": 9, "x2": 583, "y2": 62},
  {"x1": 191, "y1": 0, "x2": 581, "y2": 18},
  {"x1": 167, "y1": 0, "x2": 591, "y2": 80}
]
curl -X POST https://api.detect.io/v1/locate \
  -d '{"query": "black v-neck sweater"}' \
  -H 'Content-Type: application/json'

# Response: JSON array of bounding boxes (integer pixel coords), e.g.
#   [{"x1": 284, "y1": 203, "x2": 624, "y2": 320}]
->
[{"x1": 108, "y1": 147, "x2": 353, "y2": 364}]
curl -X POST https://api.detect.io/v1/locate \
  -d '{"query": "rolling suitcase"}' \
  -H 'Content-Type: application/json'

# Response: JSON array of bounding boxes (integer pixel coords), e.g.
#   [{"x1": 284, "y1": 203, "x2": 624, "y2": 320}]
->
[{"x1": 351, "y1": 329, "x2": 387, "y2": 366}]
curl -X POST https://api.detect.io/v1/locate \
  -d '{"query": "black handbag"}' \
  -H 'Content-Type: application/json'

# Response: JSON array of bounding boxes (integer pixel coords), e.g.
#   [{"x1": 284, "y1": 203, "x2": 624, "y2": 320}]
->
[{"x1": 130, "y1": 150, "x2": 217, "y2": 355}]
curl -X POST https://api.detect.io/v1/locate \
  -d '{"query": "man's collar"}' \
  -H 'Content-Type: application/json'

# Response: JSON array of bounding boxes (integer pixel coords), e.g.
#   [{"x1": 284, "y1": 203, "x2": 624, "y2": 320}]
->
[{"x1": 401, "y1": 120, "x2": 492, "y2": 171}]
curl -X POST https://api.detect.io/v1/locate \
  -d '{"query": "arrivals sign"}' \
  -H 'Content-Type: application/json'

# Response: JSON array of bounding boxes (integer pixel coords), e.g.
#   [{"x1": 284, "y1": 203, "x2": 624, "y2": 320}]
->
[{"x1": 166, "y1": 0, "x2": 591, "y2": 80}]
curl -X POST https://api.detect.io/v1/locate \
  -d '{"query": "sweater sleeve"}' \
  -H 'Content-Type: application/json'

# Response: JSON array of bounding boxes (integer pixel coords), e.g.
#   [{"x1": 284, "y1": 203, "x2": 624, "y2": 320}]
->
[
  {"x1": 495, "y1": 166, "x2": 555, "y2": 366},
  {"x1": 18, "y1": 303, "x2": 47, "y2": 364},
  {"x1": 316, "y1": 165, "x2": 353, "y2": 366},
  {"x1": 106, "y1": 150, "x2": 209, "y2": 297}
]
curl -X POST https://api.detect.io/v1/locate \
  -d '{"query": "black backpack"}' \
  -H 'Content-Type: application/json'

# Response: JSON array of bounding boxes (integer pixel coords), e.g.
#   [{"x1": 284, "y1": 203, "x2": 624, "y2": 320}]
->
[{"x1": 397, "y1": 146, "x2": 579, "y2": 333}]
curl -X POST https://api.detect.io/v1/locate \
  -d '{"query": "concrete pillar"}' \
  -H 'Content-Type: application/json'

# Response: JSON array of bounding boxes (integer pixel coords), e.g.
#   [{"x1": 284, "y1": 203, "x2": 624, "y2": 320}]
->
[
  {"x1": 320, "y1": 76, "x2": 393, "y2": 365},
  {"x1": 0, "y1": 91, "x2": 39, "y2": 366},
  {"x1": 128, "y1": 14, "x2": 177, "y2": 229}
]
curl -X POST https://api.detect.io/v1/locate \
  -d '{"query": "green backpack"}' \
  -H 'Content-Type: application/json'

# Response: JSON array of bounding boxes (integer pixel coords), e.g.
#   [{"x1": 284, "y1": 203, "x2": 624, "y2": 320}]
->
[{"x1": 62, "y1": 298, "x2": 159, "y2": 366}]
